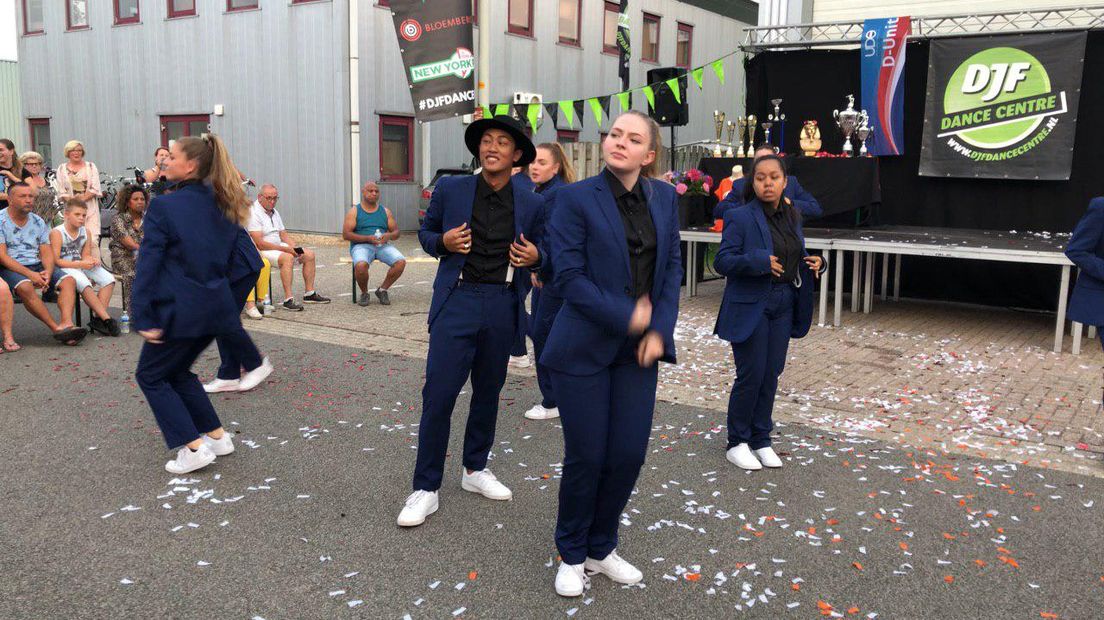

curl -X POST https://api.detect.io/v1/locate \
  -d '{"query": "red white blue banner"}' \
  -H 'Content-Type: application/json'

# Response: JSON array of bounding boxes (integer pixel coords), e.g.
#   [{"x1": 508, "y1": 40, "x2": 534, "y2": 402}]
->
[{"x1": 860, "y1": 16, "x2": 911, "y2": 156}]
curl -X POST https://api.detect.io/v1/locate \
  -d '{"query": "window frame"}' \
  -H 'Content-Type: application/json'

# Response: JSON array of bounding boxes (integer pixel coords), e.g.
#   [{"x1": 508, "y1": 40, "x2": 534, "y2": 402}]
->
[
  {"x1": 21, "y1": 0, "x2": 45, "y2": 35},
  {"x1": 28, "y1": 118, "x2": 52, "y2": 163},
  {"x1": 227, "y1": 0, "x2": 259, "y2": 12},
  {"x1": 676, "y1": 22, "x2": 693, "y2": 69},
  {"x1": 66, "y1": 0, "x2": 91, "y2": 31},
  {"x1": 641, "y1": 12, "x2": 661, "y2": 63},
  {"x1": 507, "y1": 0, "x2": 533, "y2": 37},
  {"x1": 114, "y1": 0, "x2": 141, "y2": 25},
  {"x1": 602, "y1": 1, "x2": 619, "y2": 55},
  {"x1": 378, "y1": 115, "x2": 415, "y2": 183},
  {"x1": 556, "y1": 130, "x2": 580, "y2": 144},
  {"x1": 159, "y1": 114, "x2": 211, "y2": 147},
  {"x1": 558, "y1": 0, "x2": 582, "y2": 47},
  {"x1": 167, "y1": 0, "x2": 196, "y2": 18},
  {"x1": 290, "y1": 0, "x2": 326, "y2": 4}
]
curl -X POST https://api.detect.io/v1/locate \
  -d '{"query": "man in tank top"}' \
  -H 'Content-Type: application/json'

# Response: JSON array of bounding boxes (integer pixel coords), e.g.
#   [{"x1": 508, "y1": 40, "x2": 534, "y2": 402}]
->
[{"x1": 341, "y1": 181, "x2": 406, "y2": 306}]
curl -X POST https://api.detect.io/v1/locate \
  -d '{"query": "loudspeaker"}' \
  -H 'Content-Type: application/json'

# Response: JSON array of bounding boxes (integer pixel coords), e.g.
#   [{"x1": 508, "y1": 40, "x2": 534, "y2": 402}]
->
[{"x1": 646, "y1": 67, "x2": 689, "y2": 127}]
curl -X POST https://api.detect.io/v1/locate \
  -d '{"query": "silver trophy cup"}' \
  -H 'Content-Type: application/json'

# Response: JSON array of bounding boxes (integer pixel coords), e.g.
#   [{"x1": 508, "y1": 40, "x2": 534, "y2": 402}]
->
[{"x1": 833, "y1": 94, "x2": 860, "y2": 157}]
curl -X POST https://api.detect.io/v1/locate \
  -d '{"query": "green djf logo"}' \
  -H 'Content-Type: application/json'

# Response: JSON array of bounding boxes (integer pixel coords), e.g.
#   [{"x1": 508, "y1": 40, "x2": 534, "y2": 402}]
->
[{"x1": 938, "y1": 46, "x2": 1068, "y2": 160}]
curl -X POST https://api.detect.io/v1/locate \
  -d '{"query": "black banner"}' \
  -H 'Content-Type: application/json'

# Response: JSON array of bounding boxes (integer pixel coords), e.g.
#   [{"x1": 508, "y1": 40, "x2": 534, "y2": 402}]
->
[
  {"x1": 919, "y1": 32, "x2": 1086, "y2": 180},
  {"x1": 390, "y1": 0, "x2": 476, "y2": 122},
  {"x1": 617, "y1": 0, "x2": 630, "y2": 90}
]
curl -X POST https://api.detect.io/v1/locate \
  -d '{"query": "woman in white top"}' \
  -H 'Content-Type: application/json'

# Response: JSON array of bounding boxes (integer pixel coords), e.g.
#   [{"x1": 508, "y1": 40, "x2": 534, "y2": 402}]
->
[{"x1": 55, "y1": 140, "x2": 104, "y2": 260}]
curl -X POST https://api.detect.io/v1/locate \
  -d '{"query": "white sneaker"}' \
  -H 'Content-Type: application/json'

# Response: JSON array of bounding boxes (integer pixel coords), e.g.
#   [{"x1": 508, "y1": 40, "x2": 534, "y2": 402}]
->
[
  {"x1": 461, "y1": 468, "x2": 513, "y2": 500},
  {"x1": 584, "y1": 550, "x2": 643, "y2": 584},
  {"x1": 555, "y1": 561, "x2": 590, "y2": 597},
  {"x1": 753, "y1": 446, "x2": 783, "y2": 468},
  {"x1": 203, "y1": 378, "x2": 241, "y2": 394},
  {"x1": 165, "y1": 445, "x2": 216, "y2": 474},
  {"x1": 509, "y1": 355, "x2": 532, "y2": 368},
  {"x1": 726, "y1": 443, "x2": 762, "y2": 470},
  {"x1": 243, "y1": 306, "x2": 264, "y2": 320},
  {"x1": 524, "y1": 404, "x2": 560, "y2": 420},
  {"x1": 203, "y1": 432, "x2": 235, "y2": 457},
  {"x1": 397, "y1": 490, "x2": 439, "y2": 527},
  {"x1": 238, "y1": 357, "x2": 273, "y2": 392}
]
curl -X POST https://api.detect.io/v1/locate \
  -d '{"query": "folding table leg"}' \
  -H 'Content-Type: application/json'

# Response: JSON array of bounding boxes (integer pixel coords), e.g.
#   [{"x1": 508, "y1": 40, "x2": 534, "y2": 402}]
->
[
  {"x1": 818, "y1": 251, "x2": 829, "y2": 327},
  {"x1": 1055, "y1": 264, "x2": 1070, "y2": 354},
  {"x1": 893, "y1": 254, "x2": 901, "y2": 301},
  {"x1": 834, "y1": 249, "x2": 844, "y2": 327},
  {"x1": 851, "y1": 251, "x2": 861, "y2": 313},
  {"x1": 1072, "y1": 321, "x2": 1083, "y2": 356},
  {"x1": 880, "y1": 253, "x2": 889, "y2": 301},
  {"x1": 863, "y1": 252, "x2": 875, "y2": 314}
]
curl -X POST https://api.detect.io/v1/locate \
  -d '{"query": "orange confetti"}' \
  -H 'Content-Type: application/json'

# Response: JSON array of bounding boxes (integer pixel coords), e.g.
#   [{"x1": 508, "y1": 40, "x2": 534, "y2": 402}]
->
[
  {"x1": 468, "y1": 571, "x2": 478, "y2": 580},
  {"x1": 943, "y1": 532, "x2": 956, "y2": 540},
  {"x1": 1033, "y1": 505, "x2": 1042, "y2": 512},
  {"x1": 999, "y1": 556, "x2": 1020, "y2": 569},
  {"x1": 827, "y1": 519, "x2": 840, "y2": 526},
  {"x1": 974, "y1": 560, "x2": 987, "y2": 568},
  {"x1": 792, "y1": 583, "x2": 801, "y2": 591},
  {"x1": 685, "y1": 573, "x2": 701, "y2": 582},
  {"x1": 996, "y1": 547, "x2": 1012, "y2": 555},
  {"x1": 899, "y1": 542, "x2": 909, "y2": 551},
  {"x1": 1040, "y1": 613, "x2": 1059, "y2": 619},
  {"x1": 817, "y1": 600, "x2": 833, "y2": 612},
  {"x1": 944, "y1": 575, "x2": 955, "y2": 584},
  {"x1": 852, "y1": 562, "x2": 864, "y2": 571},
  {"x1": 848, "y1": 607, "x2": 861, "y2": 615}
]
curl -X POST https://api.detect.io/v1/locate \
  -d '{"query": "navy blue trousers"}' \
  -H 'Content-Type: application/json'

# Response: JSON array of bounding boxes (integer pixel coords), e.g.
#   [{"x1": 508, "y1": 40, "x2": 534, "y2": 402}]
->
[
  {"x1": 727, "y1": 282, "x2": 794, "y2": 450},
  {"x1": 215, "y1": 276, "x2": 263, "y2": 381},
  {"x1": 530, "y1": 289, "x2": 563, "y2": 409},
  {"x1": 413, "y1": 282, "x2": 517, "y2": 491},
  {"x1": 136, "y1": 336, "x2": 222, "y2": 449},
  {"x1": 551, "y1": 341, "x2": 658, "y2": 565}
]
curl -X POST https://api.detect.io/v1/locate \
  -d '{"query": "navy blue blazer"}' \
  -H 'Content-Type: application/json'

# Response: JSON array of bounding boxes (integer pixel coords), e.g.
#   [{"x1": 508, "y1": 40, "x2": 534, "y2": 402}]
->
[
  {"x1": 534, "y1": 175, "x2": 567, "y2": 297},
  {"x1": 1066, "y1": 197, "x2": 1104, "y2": 327},
  {"x1": 540, "y1": 174, "x2": 682, "y2": 375},
  {"x1": 130, "y1": 182, "x2": 245, "y2": 339},
  {"x1": 713, "y1": 175, "x2": 822, "y2": 220},
  {"x1": 417, "y1": 174, "x2": 544, "y2": 343},
  {"x1": 712, "y1": 200, "x2": 816, "y2": 344}
]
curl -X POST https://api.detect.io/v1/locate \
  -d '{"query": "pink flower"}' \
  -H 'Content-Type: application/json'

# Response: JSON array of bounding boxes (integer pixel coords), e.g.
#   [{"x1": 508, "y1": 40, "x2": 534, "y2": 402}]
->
[
  {"x1": 686, "y1": 169, "x2": 702, "y2": 182},
  {"x1": 675, "y1": 183, "x2": 688, "y2": 195},
  {"x1": 703, "y1": 183, "x2": 711, "y2": 193},
  {"x1": 704, "y1": 175, "x2": 714, "y2": 186}
]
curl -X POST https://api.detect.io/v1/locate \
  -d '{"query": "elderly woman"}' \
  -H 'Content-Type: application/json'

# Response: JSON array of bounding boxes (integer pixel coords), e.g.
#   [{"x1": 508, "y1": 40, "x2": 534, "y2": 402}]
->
[
  {"x1": 109, "y1": 184, "x2": 147, "y2": 318},
  {"x1": 20, "y1": 151, "x2": 59, "y2": 223},
  {"x1": 55, "y1": 140, "x2": 103, "y2": 260}
]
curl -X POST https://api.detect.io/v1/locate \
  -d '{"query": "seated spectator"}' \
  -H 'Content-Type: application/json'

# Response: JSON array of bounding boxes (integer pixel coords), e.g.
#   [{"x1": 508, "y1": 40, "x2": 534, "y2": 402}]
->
[
  {"x1": 20, "y1": 151, "x2": 59, "y2": 224},
  {"x1": 242, "y1": 255, "x2": 271, "y2": 320},
  {"x1": 342, "y1": 181, "x2": 406, "y2": 306},
  {"x1": 0, "y1": 277, "x2": 15, "y2": 353},
  {"x1": 1, "y1": 138, "x2": 31, "y2": 210},
  {"x1": 50, "y1": 198, "x2": 120, "y2": 336},
  {"x1": 109, "y1": 184, "x2": 146, "y2": 317},
  {"x1": 0, "y1": 183, "x2": 87, "y2": 345},
  {"x1": 247, "y1": 184, "x2": 330, "y2": 310}
]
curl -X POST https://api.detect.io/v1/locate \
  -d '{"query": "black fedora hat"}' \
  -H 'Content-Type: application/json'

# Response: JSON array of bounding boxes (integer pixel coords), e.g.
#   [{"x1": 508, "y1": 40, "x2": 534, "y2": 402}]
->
[{"x1": 464, "y1": 115, "x2": 537, "y2": 168}]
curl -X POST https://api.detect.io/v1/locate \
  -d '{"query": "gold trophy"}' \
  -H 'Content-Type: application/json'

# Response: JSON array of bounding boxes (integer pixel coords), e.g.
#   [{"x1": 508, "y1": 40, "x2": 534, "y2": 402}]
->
[
  {"x1": 800, "y1": 120, "x2": 822, "y2": 156},
  {"x1": 735, "y1": 117, "x2": 749, "y2": 158},
  {"x1": 712, "y1": 110, "x2": 726, "y2": 157},
  {"x1": 760, "y1": 121, "x2": 773, "y2": 147},
  {"x1": 725, "y1": 120, "x2": 737, "y2": 157},
  {"x1": 746, "y1": 115, "x2": 758, "y2": 156}
]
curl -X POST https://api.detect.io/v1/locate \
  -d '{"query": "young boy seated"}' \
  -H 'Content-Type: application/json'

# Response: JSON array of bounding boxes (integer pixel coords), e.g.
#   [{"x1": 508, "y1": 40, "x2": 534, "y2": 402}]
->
[{"x1": 49, "y1": 198, "x2": 120, "y2": 336}]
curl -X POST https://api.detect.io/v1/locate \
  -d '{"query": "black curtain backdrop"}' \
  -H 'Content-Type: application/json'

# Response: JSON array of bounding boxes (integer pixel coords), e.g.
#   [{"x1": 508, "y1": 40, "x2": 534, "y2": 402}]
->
[{"x1": 744, "y1": 32, "x2": 1104, "y2": 310}]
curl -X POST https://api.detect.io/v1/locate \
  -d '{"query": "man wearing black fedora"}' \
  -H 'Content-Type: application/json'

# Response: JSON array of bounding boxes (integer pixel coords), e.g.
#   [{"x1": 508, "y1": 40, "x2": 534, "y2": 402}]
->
[{"x1": 399, "y1": 115, "x2": 545, "y2": 527}]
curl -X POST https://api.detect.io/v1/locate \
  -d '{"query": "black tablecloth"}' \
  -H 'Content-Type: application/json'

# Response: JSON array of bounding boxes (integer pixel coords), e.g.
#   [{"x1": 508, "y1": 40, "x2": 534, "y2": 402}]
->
[{"x1": 697, "y1": 157, "x2": 881, "y2": 221}]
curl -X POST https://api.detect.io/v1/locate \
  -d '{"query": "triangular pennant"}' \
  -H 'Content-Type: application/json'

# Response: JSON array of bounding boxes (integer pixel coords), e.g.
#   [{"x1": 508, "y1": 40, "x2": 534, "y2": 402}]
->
[
  {"x1": 526, "y1": 103, "x2": 541, "y2": 134},
  {"x1": 616, "y1": 91, "x2": 631, "y2": 112},
  {"x1": 711, "y1": 59, "x2": 725, "y2": 85},
  {"x1": 573, "y1": 100, "x2": 587, "y2": 128},
  {"x1": 512, "y1": 103, "x2": 527, "y2": 121},
  {"x1": 691, "y1": 67, "x2": 705, "y2": 89},
  {"x1": 665, "y1": 78, "x2": 681, "y2": 104},
  {"x1": 558, "y1": 100, "x2": 575, "y2": 129},
  {"x1": 597, "y1": 95, "x2": 611, "y2": 119},
  {"x1": 587, "y1": 98, "x2": 604, "y2": 126},
  {"x1": 494, "y1": 103, "x2": 510, "y2": 117},
  {"x1": 642, "y1": 85, "x2": 655, "y2": 110},
  {"x1": 481, "y1": 105, "x2": 492, "y2": 120},
  {"x1": 544, "y1": 103, "x2": 559, "y2": 128}
]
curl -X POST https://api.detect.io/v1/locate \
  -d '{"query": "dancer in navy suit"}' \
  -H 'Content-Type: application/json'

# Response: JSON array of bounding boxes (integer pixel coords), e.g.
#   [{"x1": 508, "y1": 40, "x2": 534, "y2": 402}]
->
[
  {"x1": 713, "y1": 145, "x2": 822, "y2": 220},
  {"x1": 542, "y1": 111, "x2": 682, "y2": 596},
  {"x1": 131, "y1": 134, "x2": 253, "y2": 474},
  {"x1": 524, "y1": 142, "x2": 577, "y2": 421},
  {"x1": 713, "y1": 155, "x2": 825, "y2": 471},
  {"x1": 1066, "y1": 197, "x2": 1104, "y2": 355},
  {"x1": 398, "y1": 116, "x2": 544, "y2": 527}
]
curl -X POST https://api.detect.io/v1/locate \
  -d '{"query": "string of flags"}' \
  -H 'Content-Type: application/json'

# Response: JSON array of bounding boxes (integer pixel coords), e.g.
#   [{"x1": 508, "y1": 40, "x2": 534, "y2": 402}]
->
[{"x1": 479, "y1": 51, "x2": 740, "y2": 132}]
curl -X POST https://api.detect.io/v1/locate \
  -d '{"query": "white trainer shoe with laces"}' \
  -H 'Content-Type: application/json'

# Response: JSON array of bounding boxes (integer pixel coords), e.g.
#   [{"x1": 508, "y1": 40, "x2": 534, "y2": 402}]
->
[
  {"x1": 555, "y1": 562, "x2": 589, "y2": 597},
  {"x1": 203, "y1": 432, "x2": 235, "y2": 457},
  {"x1": 397, "y1": 490, "x2": 439, "y2": 527},
  {"x1": 203, "y1": 378, "x2": 240, "y2": 393},
  {"x1": 753, "y1": 446, "x2": 783, "y2": 468},
  {"x1": 165, "y1": 445, "x2": 216, "y2": 474},
  {"x1": 584, "y1": 550, "x2": 643, "y2": 584},
  {"x1": 238, "y1": 357, "x2": 274, "y2": 392},
  {"x1": 726, "y1": 443, "x2": 763, "y2": 470},
  {"x1": 524, "y1": 404, "x2": 560, "y2": 420},
  {"x1": 461, "y1": 468, "x2": 513, "y2": 500},
  {"x1": 508, "y1": 355, "x2": 532, "y2": 368}
]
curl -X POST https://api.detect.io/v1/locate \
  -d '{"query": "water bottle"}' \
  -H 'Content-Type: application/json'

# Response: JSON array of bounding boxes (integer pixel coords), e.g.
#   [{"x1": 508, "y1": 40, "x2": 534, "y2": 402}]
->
[
  {"x1": 120, "y1": 313, "x2": 130, "y2": 334},
  {"x1": 375, "y1": 230, "x2": 383, "y2": 242},
  {"x1": 263, "y1": 295, "x2": 274, "y2": 315}
]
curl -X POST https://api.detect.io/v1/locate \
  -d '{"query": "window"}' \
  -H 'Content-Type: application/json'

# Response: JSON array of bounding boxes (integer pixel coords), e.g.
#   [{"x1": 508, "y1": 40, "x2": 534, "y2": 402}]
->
[
  {"x1": 160, "y1": 114, "x2": 210, "y2": 147},
  {"x1": 291, "y1": 0, "x2": 325, "y2": 4},
  {"x1": 557, "y1": 130, "x2": 579, "y2": 144},
  {"x1": 29, "y1": 119, "x2": 52, "y2": 165},
  {"x1": 22, "y1": 0, "x2": 44, "y2": 34},
  {"x1": 167, "y1": 0, "x2": 194, "y2": 18},
  {"x1": 377, "y1": 0, "x2": 389, "y2": 6},
  {"x1": 642, "y1": 13, "x2": 660, "y2": 63},
  {"x1": 508, "y1": 0, "x2": 532, "y2": 37},
  {"x1": 67, "y1": 0, "x2": 90, "y2": 30},
  {"x1": 115, "y1": 0, "x2": 140, "y2": 24},
  {"x1": 676, "y1": 23, "x2": 693, "y2": 69},
  {"x1": 558, "y1": 0, "x2": 580, "y2": 46},
  {"x1": 379, "y1": 116, "x2": 414, "y2": 182},
  {"x1": 227, "y1": 0, "x2": 258, "y2": 10},
  {"x1": 602, "y1": 2, "x2": 619, "y2": 54}
]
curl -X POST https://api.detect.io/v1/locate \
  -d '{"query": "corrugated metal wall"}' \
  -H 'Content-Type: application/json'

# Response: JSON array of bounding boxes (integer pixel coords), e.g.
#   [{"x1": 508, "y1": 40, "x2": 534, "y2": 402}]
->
[{"x1": 0, "y1": 61, "x2": 21, "y2": 146}]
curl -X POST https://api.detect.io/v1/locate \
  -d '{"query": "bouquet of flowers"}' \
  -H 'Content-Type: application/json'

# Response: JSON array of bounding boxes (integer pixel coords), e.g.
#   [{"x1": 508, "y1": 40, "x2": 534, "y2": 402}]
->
[{"x1": 663, "y1": 169, "x2": 714, "y2": 196}]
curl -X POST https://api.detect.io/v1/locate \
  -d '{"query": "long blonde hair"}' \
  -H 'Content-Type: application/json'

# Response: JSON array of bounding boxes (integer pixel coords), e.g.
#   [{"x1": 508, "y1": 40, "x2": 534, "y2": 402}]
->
[
  {"x1": 175, "y1": 134, "x2": 249, "y2": 225},
  {"x1": 536, "y1": 142, "x2": 577, "y2": 184},
  {"x1": 617, "y1": 110, "x2": 663, "y2": 178}
]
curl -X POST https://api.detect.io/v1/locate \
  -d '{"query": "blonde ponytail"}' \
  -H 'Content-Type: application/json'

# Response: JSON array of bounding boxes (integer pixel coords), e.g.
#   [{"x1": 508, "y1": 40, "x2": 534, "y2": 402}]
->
[{"x1": 176, "y1": 134, "x2": 250, "y2": 225}]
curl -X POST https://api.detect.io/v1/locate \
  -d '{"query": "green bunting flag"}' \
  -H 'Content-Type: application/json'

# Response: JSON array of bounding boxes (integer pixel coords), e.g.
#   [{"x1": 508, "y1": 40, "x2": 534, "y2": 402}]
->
[
  {"x1": 642, "y1": 85, "x2": 655, "y2": 110},
  {"x1": 587, "y1": 98, "x2": 604, "y2": 126},
  {"x1": 480, "y1": 105, "x2": 491, "y2": 119},
  {"x1": 665, "y1": 77, "x2": 681, "y2": 104},
  {"x1": 526, "y1": 104, "x2": 541, "y2": 133},
  {"x1": 494, "y1": 103, "x2": 510, "y2": 117},
  {"x1": 616, "y1": 91, "x2": 631, "y2": 112},
  {"x1": 711, "y1": 59, "x2": 725, "y2": 85},
  {"x1": 558, "y1": 100, "x2": 575, "y2": 129},
  {"x1": 691, "y1": 67, "x2": 705, "y2": 89}
]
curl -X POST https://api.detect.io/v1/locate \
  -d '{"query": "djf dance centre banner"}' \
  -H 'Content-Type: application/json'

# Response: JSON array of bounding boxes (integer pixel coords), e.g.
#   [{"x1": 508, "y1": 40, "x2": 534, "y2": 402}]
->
[
  {"x1": 390, "y1": 0, "x2": 476, "y2": 122},
  {"x1": 860, "y1": 16, "x2": 911, "y2": 156},
  {"x1": 920, "y1": 32, "x2": 1086, "y2": 180}
]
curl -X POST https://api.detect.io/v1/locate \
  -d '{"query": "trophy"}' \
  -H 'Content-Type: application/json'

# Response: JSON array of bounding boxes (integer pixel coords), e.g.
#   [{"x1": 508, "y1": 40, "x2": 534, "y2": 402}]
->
[
  {"x1": 735, "y1": 117, "x2": 749, "y2": 158},
  {"x1": 768, "y1": 98, "x2": 786, "y2": 149},
  {"x1": 712, "y1": 110, "x2": 726, "y2": 157},
  {"x1": 833, "y1": 94, "x2": 860, "y2": 157},
  {"x1": 725, "y1": 121, "x2": 737, "y2": 157},
  {"x1": 760, "y1": 121, "x2": 774, "y2": 148},
  {"x1": 799, "y1": 120, "x2": 822, "y2": 156},
  {"x1": 856, "y1": 110, "x2": 871, "y2": 156},
  {"x1": 746, "y1": 115, "x2": 758, "y2": 155}
]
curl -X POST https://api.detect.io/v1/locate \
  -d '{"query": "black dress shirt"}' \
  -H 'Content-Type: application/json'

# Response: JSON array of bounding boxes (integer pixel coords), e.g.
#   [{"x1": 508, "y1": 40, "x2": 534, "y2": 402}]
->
[
  {"x1": 604, "y1": 169, "x2": 657, "y2": 298},
  {"x1": 763, "y1": 201, "x2": 801, "y2": 284},
  {"x1": 461, "y1": 175, "x2": 515, "y2": 284}
]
